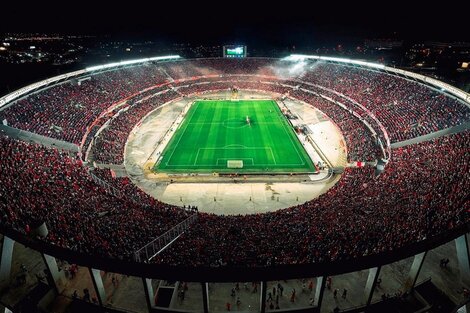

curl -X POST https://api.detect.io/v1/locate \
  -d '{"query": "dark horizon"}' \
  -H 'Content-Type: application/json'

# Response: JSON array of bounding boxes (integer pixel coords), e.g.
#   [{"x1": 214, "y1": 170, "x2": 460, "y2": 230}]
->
[{"x1": 1, "y1": 1, "x2": 469, "y2": 45}]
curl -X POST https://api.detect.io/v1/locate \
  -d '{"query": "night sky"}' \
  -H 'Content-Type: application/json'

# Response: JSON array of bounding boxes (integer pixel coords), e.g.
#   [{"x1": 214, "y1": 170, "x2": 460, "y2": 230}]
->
[{"x1": 1, "y1": 1, "x2": 468, "y2": 44}]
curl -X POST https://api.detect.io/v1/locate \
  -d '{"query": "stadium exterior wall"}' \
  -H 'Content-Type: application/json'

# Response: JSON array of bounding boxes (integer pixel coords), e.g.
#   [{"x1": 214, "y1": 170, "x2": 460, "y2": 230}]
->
[{"x1": 1, "y1": 221, "x2": 469, "y2": 282}]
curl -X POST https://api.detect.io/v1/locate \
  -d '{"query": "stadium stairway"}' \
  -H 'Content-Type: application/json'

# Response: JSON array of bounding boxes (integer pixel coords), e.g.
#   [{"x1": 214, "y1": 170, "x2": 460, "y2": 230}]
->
[
  {"x1": 391, "y1": 121, "x2": 470, "y2": 149},
  {"x1": 0, "y1": 124, "x2": 79, "y2": 152}
]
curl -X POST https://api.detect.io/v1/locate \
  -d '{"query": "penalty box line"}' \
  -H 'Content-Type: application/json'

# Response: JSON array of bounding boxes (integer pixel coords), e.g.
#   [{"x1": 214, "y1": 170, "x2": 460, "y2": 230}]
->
[
  {"x1": 166, "y1": 146, "x2": 306, "y2": 167},
  {"x1": 194, "y1": 146, "x2": 273, "y2": 166},
  {"x1": 216, "y1": 158, "x2": 254, "y2": 166}
]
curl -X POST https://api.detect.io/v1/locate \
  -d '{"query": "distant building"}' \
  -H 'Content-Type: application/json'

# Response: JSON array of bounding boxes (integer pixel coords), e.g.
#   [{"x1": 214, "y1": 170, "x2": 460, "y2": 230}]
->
[{"x1": 364, "y1": 39, "x2": 403, "y2": 50}]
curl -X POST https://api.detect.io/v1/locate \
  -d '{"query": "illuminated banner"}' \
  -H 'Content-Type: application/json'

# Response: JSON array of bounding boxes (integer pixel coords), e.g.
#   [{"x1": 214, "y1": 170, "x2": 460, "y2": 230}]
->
[{"x1": 223, "y1": 45, "x2": 246, "y2": 58}]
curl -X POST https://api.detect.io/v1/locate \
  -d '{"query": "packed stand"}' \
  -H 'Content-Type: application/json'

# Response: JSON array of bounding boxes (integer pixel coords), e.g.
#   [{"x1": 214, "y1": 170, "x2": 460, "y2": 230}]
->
[
  {"x1": 0, "y1": 65, "x2": 169, "y2": 144},
  {"x1": 300, "y1": 62, "x2": 470, "y2": 142},
  {"x1": 3, "y1": 58, "x2": 467, "y2": 147},
  {"x1": 0, "y1": 130, "x2": 468, "y2": 266},
  {"x1": 155, "y1": 132, "x2": 470, "y2": 267},
  {"x1": 290, "y1": 89, "x2": 381, "y2": 161},
  {"x1": 92, "y1": 90, "x2": 179, "y2": 164},
  {"x1": 0, "y1": 136, "x2": 191, "y2": 259},
  {"x1": 173, "y1": 78, "x2": 295, "y2": 96},
  {"x1": 159, "y1": 58, "x2": 280, "y2": 80},
  {"x1": 91, "y1": 168, "x2": 159, "y2": 204}
]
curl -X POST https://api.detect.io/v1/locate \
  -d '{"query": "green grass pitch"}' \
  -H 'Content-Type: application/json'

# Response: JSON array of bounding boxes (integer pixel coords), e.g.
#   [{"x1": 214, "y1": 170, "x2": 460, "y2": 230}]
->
[{"x1": 154, "y1": 99, "x2": 317, "y2": 173}]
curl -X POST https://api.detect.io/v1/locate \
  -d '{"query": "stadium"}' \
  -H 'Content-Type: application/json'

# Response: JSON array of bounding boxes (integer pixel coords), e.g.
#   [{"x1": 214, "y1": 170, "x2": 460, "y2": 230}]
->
[{"x1": 0, "y1": 50, "x2": 469, "y2": 313}]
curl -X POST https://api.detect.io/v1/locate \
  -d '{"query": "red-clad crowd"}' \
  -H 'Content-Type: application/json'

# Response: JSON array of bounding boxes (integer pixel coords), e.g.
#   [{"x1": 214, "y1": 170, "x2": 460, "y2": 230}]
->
[
  {"x1": 92, "y1": 90, "x2": 180, "y2": 164},
  {"x1": 0, "y1": 130, "x2": 468, "y2": 265},
  {"x1": 300, "y1": 63, "x2": 470, "y2": 142},
  {"x1": 91, "y1": 167, "x2": 160, "y2": 205},
  {"x1": 154, "y1": 132, "x2": 470, "y2": 267},
  {"x1": 0, "y1": 57, "x2": 469, "y2": 266},
  {"x1": 0, "y1": 58, "x2": 468, "y2": 153},
  {"x1": 0, "y1": 136, "x2": 191, "y2": 259},
  {"x1": 0, "y1": 65, "x2": 169, "y2": 144}
]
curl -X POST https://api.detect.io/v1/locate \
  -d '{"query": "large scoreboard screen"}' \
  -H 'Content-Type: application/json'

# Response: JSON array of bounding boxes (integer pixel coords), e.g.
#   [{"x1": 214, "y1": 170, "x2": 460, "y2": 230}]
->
[{"x1": 223, "y1": 45, "x2": 247, "y2": 58}]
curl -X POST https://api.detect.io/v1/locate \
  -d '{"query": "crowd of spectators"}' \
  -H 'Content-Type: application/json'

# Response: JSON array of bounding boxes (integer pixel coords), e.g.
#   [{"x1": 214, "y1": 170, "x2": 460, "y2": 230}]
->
[
  {"x1": 0, "y1": 136, "x2": 191, "y2": 259},
  {"x1": 0, "y1": 126, "x2": 468, "y2": 267},
  {"x1": 159, "y1": 58, "x2": 279, "y2": 80},
  {"x1": 174, "y1": 76, "x2": 295, "y2": 97},
  {"x1": 91, "y1": 167, "x2": 160, "y2": 205},
  {"x1": 300, "y1": 62, "x2": 470, "y2": 142},
  {"x1": 155, "y1": 132, "x2": 470, "y2": 267},
  {"x1": 290, "y1": 89, "x2": 381, "y2": 161},
  {"x1": 176, "y1": 81, "x2": 234, "y2": 96},
  {"x1": 0, "y1": 65, "x2": 169, "y2": 144},
  {"x1": 0, "y1": 58, "x2": 469, "y2": 267},
  {"x1": 1, "y1": 58, "x2": 468, "y2": 153},
  {"x1": 92, "y1": 90, "x2": 179, "y2": 164}
]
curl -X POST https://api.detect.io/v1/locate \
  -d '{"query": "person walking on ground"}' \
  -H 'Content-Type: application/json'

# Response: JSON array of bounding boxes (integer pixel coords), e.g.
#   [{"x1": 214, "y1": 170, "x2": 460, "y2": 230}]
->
[{"x1": 290, "y1": 288, "x2": 296, "y2": 302}]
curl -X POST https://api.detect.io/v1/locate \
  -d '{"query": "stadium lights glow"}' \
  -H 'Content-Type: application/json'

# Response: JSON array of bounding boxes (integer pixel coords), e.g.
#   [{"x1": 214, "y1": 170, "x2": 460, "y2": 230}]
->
[
  {"x1": 284, "y1": 54, "x2": 470, "y2": 105},
  {"x1": 0, "y1": 69, "x2": 87, "y2": 108},
  {"x1": 1, "y1": 54, "x2": 468, "y2": 112},
  {"x1": 85, "y1": 55, "x2": 181, "y2": 72},
  {"x1": 0, "y1": 55, "x2": 181, "y2": 109},
  {"x1": 285, "y1": 54, "x2": 385, "y2": 70}
]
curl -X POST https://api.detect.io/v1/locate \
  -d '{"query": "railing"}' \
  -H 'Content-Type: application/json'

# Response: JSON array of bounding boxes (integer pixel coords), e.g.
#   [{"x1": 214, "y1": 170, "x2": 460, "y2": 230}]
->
[
  {"x1": 134, "y1": 214, "x2": 198, "y2": 263},
  {"x1": 87, "y1": 168, "x2": 156, "y2": 205},
  {"x1": 88, "y1": 171, "x2": 125, "y2": 199},
  {"x1": 0, "y1": 124, "x2": 79, "y2": 152}
]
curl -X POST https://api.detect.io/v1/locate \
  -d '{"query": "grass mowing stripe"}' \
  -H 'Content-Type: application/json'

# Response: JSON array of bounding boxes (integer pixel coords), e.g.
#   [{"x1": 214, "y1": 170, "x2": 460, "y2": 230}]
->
[{"x1": 155, "y1": 100, "x2": 316, "y2": 173}]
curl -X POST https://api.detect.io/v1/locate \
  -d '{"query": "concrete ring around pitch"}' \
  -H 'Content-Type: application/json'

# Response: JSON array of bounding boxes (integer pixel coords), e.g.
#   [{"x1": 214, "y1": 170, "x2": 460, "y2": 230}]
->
[{"x1": 124, "y1": 91, "x2": 348, "y2": 215}]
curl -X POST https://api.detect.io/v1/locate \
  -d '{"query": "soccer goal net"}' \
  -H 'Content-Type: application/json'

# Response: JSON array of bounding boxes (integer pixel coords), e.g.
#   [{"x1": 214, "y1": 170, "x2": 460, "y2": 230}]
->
[{"x1": 227, "y1": 160, "x2": 244, "y2": 168}]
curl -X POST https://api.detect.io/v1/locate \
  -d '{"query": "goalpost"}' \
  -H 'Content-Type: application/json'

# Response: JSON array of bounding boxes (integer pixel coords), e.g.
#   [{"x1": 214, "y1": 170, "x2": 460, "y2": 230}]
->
[{"x1": 227, "y1": 160, "x2": 244, "y2": 168}]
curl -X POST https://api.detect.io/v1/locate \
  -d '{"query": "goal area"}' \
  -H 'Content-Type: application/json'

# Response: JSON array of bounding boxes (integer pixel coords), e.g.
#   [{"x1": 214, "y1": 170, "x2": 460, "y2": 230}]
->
[{"x1": 227, "y1": 160, "x2": 244, "y2": 169}]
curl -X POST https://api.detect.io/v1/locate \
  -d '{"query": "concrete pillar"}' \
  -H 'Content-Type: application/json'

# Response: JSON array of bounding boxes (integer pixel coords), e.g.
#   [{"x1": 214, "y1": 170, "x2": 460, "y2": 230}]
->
[
  {"x1": 314, "y1": 276, "x2": 326, "y2": 310},
  {"x1": 31, "y1": 222, "x2": 48, "y2": 238},
  {"x1": 142, "y1": 278, "x2": 155, "y2": 312},
  {"x1": 458, "y1": 303, "x2": 470, "y2": 313},
  {"x1": 364, "y1": 266, "x2": 381, "y2": 306},
  {"x1": 42, "y1": 253, "x2": 65, "y2": 293},
  {"x1": 405, "y1": 251, "x2": 427, "y2": 290},
  {"x1": 260, "y1": 281, "x2": 267, "y2": 313},
  {"x1": 455, "y1": 234, "x2": 470, "y2": 284},
  {"x1": 201, "y1": 282, "x2": 209, "y2": 313},
  {"x1": 89, "y1": 268, "x2": 106, "y2": 306},
  {"x1": 0, "y1": 236, "x2": 14, "y2": 286},
  {"x1": 0, "y1": 304, "x2": 12, "y2": 313}
]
